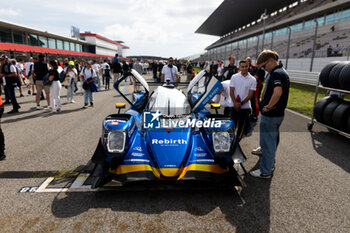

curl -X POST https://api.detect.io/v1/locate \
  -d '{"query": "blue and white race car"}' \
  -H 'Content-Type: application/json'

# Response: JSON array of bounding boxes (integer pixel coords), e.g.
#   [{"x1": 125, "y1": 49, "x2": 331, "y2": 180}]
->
[{"x1": 89, "y1": 69, "x2": 246, "y2": 189}]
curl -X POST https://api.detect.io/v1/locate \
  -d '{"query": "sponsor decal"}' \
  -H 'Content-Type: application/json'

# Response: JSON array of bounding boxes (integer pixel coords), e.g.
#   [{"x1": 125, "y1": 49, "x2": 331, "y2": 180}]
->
[
  {"x1": 131, "y1": 152, "x2": 145, "y2": 157},
  {"x1": 110, "y1": 121, "x2": 119, "y2": 125},
  {"x1": 195, "y1": 147, "x2": 204, "y2": 152},
  {"x1": 124, "y1": 159, "x2": 150, "y2": 163},
  {"x1": 133, "y1": 146, "x2": 142, "y2": 152},
  {"x1": 152, "y1": 139, "x2": 187, "y2": 145},
  {"x1": 190, "y1": 159, "x2": 215, "y2": 163},
  {"x1": 194, "y1": 153, "x2": 207, "y2": 157},
  {"x1": 143, "y1": 111, "x2": 221, "y2": 129}
]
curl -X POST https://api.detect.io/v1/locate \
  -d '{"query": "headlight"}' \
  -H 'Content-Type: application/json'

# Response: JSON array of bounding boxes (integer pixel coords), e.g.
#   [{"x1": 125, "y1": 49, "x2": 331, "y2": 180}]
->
[
  {"x1": 212, "y1": 131, "x2": 233, "y2": 153},
  {"x1": 107, "y1": 131, "x2": 126, "y2": 153}
]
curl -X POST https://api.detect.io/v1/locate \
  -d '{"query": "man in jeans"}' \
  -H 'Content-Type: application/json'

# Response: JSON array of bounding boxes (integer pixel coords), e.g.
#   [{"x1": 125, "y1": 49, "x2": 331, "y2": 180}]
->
[
  {"x1": 250, "y1": 50, "x2": 290, "y2": 179},
  {"x1": 0, "y1": 55, "x2": 21, "y2": 113},
  {"x1": 79, "y1": 61, "x2": 96, "y2": 109},
  {"x1": 33, "y1": 54, "x2": 49, "y2": 109}
]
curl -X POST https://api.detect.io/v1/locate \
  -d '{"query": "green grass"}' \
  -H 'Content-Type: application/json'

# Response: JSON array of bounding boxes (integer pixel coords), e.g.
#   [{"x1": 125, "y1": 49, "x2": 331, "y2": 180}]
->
[
  {"x1": 192, "y1": 67, "x2": 348, "y2": 117},
  {"x1": 193, "y1": 67, "x2": 202, "y2": 74},
  {"x1": 287, "y1": 83, "x2": 349, "y2": 117}
]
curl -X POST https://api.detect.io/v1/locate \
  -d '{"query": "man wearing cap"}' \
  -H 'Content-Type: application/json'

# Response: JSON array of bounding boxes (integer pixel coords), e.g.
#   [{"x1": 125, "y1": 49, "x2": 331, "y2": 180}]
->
[
  {"x1": 79, "y1": 60, "x2": 96, "y2": 109},
  {"x1": 161, "y1": 57, "x2": 179, "y2": 83},
  {"x1": 0, "y1": 55, "x2": 21, "y2": 113},
  {"x1": 63, "y1": 61, "x2": 78, "y2": 103},
  {"x1": 250, "y1": 50, "x2": 290, "y2": 179},
  {"x1": 33, "y1": 54, "x2": 49, "y2": 109}
]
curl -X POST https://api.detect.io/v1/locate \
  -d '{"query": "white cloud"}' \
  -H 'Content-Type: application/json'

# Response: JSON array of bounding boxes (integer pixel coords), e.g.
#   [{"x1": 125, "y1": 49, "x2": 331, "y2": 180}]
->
[
  {"x1": 0, "y1": 0, "x2": 223, "y2": 58},
  {"x1": 0, "y1": 9, "x2": 21, "y2": 17}
]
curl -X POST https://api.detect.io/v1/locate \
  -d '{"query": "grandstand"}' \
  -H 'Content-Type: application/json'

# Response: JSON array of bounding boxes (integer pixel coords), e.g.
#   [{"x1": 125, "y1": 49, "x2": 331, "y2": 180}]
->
[{"x1": 195, "y1": 0, "x2": 350, "y2": 68}]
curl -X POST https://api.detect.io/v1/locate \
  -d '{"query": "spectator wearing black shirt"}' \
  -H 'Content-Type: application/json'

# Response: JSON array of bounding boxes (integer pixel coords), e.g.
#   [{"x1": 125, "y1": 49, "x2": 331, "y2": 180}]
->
[
  {"x1": 33, "y1": 54, "x2": 49, "y2": 109},
  {"x1": 151, "y1": 61, "x2": 158, "y2": 80},
  {"x1": 250, "y1": 50, "x2": 290, "y2": 179},
  {"x1": 185, "y1": 61, "x2": 193, "y2": 82},
  {"x1": 48, "y1": 60, "x2": 62, "y2": 112},
  {"x1": 327, "y1": 45, "x2": 333, "y2": 57},
  {"x1": 247, "y1": 57, "x2": 260, "y2": 120},
  {"x1": 209, "y1": 61, "x2": 215, "y2": 76},
  {"x1": 0, "y1": 55, "x2": 20, "y2": 113},
  {"x1": 223, "y1": 56, "x2": 237, "y2": 81},
  {"x1": 0, "y1": 95, "x2": 4, "y2": 160},
  {"x1": 122, "y1": 60, "x2": 130, "y2": 75},
  {"x1": 112, "y1": 55, "x2": 122, "y2": 84},
  {"x1": 158, "y1": 62, "x2": 164, "y2": 81}
]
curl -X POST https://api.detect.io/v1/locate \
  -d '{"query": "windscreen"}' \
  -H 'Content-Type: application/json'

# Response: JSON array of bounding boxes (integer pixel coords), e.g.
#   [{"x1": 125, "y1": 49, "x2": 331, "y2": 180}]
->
[{"x1": 147, "y1": 86, "x2": 191, "y2": 117}]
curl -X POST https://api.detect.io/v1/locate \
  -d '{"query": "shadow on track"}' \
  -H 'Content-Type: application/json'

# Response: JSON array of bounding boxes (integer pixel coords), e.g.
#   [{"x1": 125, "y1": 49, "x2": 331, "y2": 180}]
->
[
  {"x1": 310, "y1": 131, "x2": 350, "y2": 173},
  {"x1": 50, "y1": 161, "x2": 271, "y2": 233}
]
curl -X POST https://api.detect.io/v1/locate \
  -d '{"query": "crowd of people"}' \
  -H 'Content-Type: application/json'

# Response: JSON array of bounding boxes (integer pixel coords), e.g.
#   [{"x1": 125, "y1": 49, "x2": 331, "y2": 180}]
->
[
  {"x1": 0, "y1": 50, "x2": 290, "y2": 181},
  {"x1": 207, "y1": 50, "x2": 290, "y2": 179},
  {"x1": 0, "y1": 53, "x2": 141, "y2": 113}
]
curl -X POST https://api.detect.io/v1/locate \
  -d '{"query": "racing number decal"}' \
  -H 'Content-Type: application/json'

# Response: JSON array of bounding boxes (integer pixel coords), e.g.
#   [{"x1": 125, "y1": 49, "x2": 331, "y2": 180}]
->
[{"x1": 19, "y1": 186, "x2": 38, "y2": 193}]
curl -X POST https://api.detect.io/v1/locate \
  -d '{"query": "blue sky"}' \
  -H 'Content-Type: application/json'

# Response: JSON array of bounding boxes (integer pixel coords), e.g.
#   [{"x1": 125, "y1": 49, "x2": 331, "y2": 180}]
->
[{"x1": 0, "y1": 0, "x2": 223, "y2": 58}]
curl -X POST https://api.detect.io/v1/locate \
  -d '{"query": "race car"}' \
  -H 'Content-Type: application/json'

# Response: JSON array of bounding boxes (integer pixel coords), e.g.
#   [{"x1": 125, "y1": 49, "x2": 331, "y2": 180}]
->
[{"x1": 89, "y1": 69, "x2": 246, "y2": 189}]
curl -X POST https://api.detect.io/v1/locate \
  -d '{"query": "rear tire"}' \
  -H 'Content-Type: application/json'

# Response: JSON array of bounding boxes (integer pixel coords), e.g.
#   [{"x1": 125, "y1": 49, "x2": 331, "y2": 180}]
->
[
  {"x1": 339, "y1": 63, "x2": 350, "y2": 91},
  {"x1": 319, "y1": 62, "x2": 338, "y2": 87},
  {"x1": 323, "y1": 99, "x2": 342, "y2": 127},
  {"x1": 332, "y1": 101, "x2": 350, "y2": 130},
  {"x1": 328, "y1": 62, "x2": 347, "y2": 88},
  {"x1": 313, "y1": 96, "x2": 332, "y2": 123}
]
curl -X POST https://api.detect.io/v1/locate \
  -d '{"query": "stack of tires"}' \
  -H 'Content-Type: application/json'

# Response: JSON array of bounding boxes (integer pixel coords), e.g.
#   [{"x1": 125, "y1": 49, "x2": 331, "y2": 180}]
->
[
  {"x1": 314, "y1": 61, "x2": 350, "y2": 133},
  {"x1": 313, "y1": 97, "x2": 350, "y2": 132},
  {"x1": 319, "y1": 61, "x2": 350, "y2": 90}
]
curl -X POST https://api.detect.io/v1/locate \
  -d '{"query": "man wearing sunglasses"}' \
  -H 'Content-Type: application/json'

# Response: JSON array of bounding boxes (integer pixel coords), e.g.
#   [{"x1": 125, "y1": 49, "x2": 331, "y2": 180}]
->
[{"x1": 250, "y1": 50, "x2": 290, "y2": 179}]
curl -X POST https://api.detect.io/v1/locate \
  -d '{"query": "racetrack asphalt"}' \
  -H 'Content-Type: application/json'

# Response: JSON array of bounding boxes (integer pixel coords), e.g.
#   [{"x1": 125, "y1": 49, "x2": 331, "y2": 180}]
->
[{"x1": 0, "y1": 74, "x2": 349, "y2": 233}]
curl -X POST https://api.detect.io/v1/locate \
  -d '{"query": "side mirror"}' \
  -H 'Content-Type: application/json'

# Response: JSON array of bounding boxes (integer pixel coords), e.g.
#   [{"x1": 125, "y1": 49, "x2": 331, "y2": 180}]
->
[{"x1": 116, "y1": 103, "x2": 126, "y2": 114}]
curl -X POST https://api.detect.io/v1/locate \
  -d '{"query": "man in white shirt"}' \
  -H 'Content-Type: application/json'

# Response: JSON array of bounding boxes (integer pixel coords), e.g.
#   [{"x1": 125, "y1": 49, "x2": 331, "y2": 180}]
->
[
  {"x1": 79, "y1": 60, "x2": 97, "y2": 109},
  {"x1": 161, "y1": 57, "x2": 179, "y2": 83},
  {"x1": 230, "y1": 59, "x2": 257, "y2": 139},
  {"x1": 24, "y1": 57, "x2": 36, "y2": 95}
]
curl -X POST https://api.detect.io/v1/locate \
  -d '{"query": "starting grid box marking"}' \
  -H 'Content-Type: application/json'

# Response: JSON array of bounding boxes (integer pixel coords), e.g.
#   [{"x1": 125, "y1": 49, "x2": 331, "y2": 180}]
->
[{"x1": 19, "y1": 173, "x2": 97, "y2": 193}]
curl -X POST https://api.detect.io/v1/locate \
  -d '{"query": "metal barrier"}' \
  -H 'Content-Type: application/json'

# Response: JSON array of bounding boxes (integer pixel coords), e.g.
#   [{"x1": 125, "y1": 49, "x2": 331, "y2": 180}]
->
[{"x1": 287, "y1": 70, "x2": 319, "y2": 86}]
